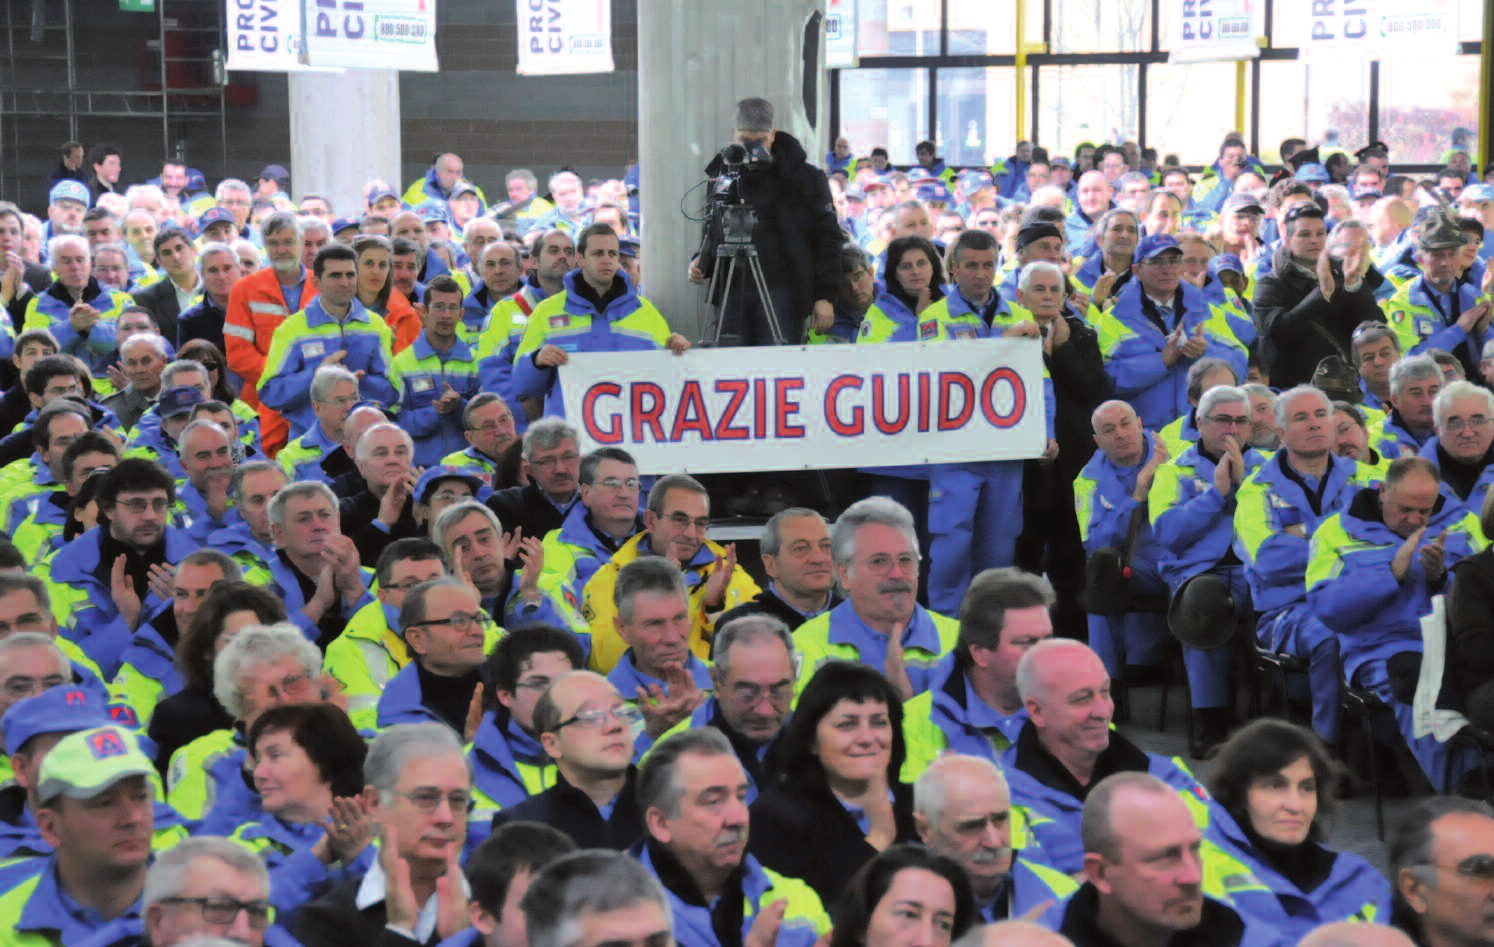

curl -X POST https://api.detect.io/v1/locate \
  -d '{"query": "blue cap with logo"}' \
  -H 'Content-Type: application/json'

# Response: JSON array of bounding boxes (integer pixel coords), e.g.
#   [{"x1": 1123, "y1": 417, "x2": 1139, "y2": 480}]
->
[
  {"x1": 331, "y1": 216, "x2": 362, "y2": 235},
  {"x1": 49, "y1": 180, "x2": 90, "y2": 207},
  {"x1": 1295, "y1": 163, "x2": 1331, "y2": 184},
  {"x1": 1134, "y1": 233, "x2": 1183, "y2": 264},
  {"x1": 158, "y1": 385, "x2": 205, "y2": 420},
  {"x1": 1209, "y1": 254, "x2": 1245, "y2": 277},
  {"x1": 414, "y1": 465, "x2": 485, "y2": 506},
  {"x1": 37, "y1": 726, "x2": 155, "y2": 802},
  {"x1": 2, "y1": 685, "x2": 113, "y2": 756},
  {"x1": 198, "y1": 207, "x2": 237, "y2": 232},
  {"x1": 416, "y1": 200, "x2": 450, "y2": 225},
  {"x1": 916, "y1": 182, "x2": 952, "y2": 204}
]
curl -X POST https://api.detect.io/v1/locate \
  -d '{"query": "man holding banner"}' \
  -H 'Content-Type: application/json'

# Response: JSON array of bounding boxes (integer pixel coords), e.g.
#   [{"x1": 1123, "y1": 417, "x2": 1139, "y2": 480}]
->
[{"x1": 513, "y1": 224, "x2": 689, "y2": 418}]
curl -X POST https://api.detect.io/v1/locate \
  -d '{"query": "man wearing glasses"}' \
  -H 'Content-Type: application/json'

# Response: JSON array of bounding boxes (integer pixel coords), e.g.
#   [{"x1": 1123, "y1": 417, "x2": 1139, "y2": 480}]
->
[
  {"x1": 1101, "y1": 234, "x2": 1247, "y2": 432},
  {"x1": 296, "y1": 724, "x2": 473, "y2": 947},
  {"x1": 1390, "y1": 797, "x2": 1494, "y2": 947},
  {"x1": 37, "y1": 458, "x2": 195, "y2": 679},
  {"x1": 1424, "y1": 383, "x2": 1494, "y2": 517},
  {"x1": 135, "y1": 838, "x2": 277, "y2": 947},
  {"x1": 1149, "y1": 385, "x2": 1266, "y2": 758},
  {"x1": 492, "y1": 670, "x2": 645, "y2": 850},
  {"x1": 485, "y1": 418, "x2": 582, "y2": 547},
  {"x1": 583, "y1": 475, "x2": 758, "y2": 674},
  {"x1": 376, "y1": 578, "x2": 498, "y2": 734},
  {"x1": 538, "y1": 447, "x2": 644, "y2": 625}
]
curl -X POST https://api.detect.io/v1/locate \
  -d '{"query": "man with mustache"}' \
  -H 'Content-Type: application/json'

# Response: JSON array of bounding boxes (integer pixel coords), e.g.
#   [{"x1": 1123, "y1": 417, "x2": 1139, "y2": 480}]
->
[
  {"x1": 632, "y1": 728, "x2": 829, "y2": 947},
  {"x1": 914, "y1": 754, "x2": 1075, "y2": 923},
  {"x1": 1000, "y1": 639, "x2": 1227, "y2": 876},
  {"x1": 793, "y1": 497, "x2": 957, "y2": 701}
]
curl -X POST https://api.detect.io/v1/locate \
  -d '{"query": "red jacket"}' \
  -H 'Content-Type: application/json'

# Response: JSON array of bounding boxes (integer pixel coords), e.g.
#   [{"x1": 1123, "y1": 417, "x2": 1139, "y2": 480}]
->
[{"x1": 225, "y1": 266, "x2": 318, "y2": 456}]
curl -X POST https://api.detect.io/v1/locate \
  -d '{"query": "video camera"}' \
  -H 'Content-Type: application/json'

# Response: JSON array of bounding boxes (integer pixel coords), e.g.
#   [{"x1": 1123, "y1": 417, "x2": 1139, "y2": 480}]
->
[{"x1": 711, "y1": 141, "x2": 772, "y2": 244}]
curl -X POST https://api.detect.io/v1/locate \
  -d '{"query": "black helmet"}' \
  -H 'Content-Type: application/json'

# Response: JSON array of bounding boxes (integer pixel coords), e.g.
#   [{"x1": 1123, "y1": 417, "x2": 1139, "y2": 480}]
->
[{"x1": 1167, "y1": 574, "x2": 1241, "y2": 650}]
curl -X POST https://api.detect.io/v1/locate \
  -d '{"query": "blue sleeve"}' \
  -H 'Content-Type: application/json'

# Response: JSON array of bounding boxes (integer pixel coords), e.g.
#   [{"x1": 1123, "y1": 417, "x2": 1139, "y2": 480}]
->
[
  {"x1": 398, "y1": 386, "x2": 442, "y2": 439},
  {"x1": 512, "y1": 351, "x2": 556, "y2": 401},
  {"x1": 269, "y1": 845, "x2": 375, "y2": 924},
  {"x1": 258, "y1": 352, "x2": 314, "y2": 414},
  {"x1": 1308, "y1": 560, "x2": 1403, "y2": 634},
  {"x1": 1153, "y1": 483, "x2": 1231, "y2": 551},
  {"x1": 1106, "y1": 335, "x2": 1172, "y2": 398},
  {"x1": 1043, "y1": 375, "x2": 1056, "y2": 441},
  {"x1": 1088, "y1": 492, "x2": 1142, "y2": 552},
  {"x1": 1410, "y1": 322, "x2": 1470, "y2": 359}
]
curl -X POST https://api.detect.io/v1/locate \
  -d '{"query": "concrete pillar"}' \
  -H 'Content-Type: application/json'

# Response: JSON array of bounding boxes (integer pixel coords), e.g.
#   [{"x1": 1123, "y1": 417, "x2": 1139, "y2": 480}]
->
[
  {"x1": 638, "y1": 1, "x2": 828, "y2": 341},
  {"x1": 288, "y1": 70, "x2": 402, "y2": 219}
]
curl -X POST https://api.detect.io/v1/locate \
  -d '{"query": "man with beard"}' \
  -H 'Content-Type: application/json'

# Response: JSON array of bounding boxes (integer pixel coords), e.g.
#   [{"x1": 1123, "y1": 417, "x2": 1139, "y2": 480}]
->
[
  {"x1": 36, "y1": 459, "x2": 195, "y2": 678},
  {"x1": 632, "y1": 728, "x2": 829, "y2": 947},
  {"x1": 225, "y1": 211, "x2": 318, "y2": 456}
]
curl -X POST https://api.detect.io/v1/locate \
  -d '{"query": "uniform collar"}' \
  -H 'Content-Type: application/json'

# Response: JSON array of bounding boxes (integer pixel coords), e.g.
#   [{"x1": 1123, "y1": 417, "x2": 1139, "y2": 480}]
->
[
  {"x1": 414, "y1": 332, "x2": 473, "y2": 362},
  {"x1": 305, "y1": 296, "x2": 371, "y2": 328},
  {"x1": 829, "y1": 600, "x2": 942, "y2": 654},
  {"x1": 18, "y1": 859, "x2": 142, "y2": 945}
]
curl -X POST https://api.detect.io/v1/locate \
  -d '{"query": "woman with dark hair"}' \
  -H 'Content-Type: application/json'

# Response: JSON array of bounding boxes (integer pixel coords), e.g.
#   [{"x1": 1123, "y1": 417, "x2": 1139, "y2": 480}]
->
[
  {"x1": 234, "y1": 702, "x2": 376, "y2": 924},
  {"x1": 177, "y1": 337, "x2": 262, "y2": 446},
  {"x1": 829, "y1": 844, "x2": 974, "y2": 947},
  {"x1": 1205, "y1": 719, "x2": 1390, "y2": 941},
  {"x1": 749, "y1": 661, "x2": 918, "y2": 906},
  {"x1": 146, "y1": 581, "x2": 287, "y2": 772},
  {"x1": 352, "y1": 234, "x2": 419, "y2": 350}
]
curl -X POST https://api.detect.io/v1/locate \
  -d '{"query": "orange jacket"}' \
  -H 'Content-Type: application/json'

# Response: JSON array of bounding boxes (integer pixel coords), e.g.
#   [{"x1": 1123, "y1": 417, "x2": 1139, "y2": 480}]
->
[
  {"x1": 383, "y1": 290, "x2": 421, "y2": 353},
  {"x1": 225, "y1": 266, "x2": 319, "y2": 457}
]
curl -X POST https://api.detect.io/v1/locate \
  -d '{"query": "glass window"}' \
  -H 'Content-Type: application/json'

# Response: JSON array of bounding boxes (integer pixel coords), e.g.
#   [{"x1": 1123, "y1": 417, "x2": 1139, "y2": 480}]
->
[
  {"x1": 1462, "y1": 0, "x2": 1483, "y2": 41},
  {"x1": 935, "y1": 67, "x2": 1030, "y2": 167},
  {"x1": 854, "y1": 0, "x2": 942, "y2": 57},
  {"x1": 1256, "y1": 61, "x2": 1370, "y2": 166},
  {"x1": 947, "y1": 0, "x2": 1042, "y2": 55},
  {"x1": 1379, "y1": 55, "x2": 1480, "y2": 165},
  {"x1": 838, "y1": 69, "x2": 931, "y2": 164},
  {"x1": 1036, "y1": 65, "x2": 1141, "y2": 161},
  {"x1": 1049, "y1": 0, "x2": 1151, "y2": 53},
  {"x1": 1145, "y1": 62, "x2": 1252, "y2": 166}
]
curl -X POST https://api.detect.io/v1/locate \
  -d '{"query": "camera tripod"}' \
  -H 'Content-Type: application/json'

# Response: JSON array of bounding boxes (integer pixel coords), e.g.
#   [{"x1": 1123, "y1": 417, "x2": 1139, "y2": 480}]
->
[{"x1": 707, "y1": 202, "x2": 788, "y2": 347}]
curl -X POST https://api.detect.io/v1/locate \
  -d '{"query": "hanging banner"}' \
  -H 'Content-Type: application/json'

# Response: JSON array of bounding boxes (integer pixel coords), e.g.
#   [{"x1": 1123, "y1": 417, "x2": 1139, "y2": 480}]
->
[
  {"x1": 227, "y1": 0, "x2": 322, "y2": 72},
  {"x1": 1167, "y1": 0, "x2": 1264, "y2": 63},
  {"x1": 1303, "y1": 0, "x2": 1459, "y2": 56},
  {"x1": 556, "y1": 340, "x2": 1047, "y2": 475},
  {"x1": 516, "y1": 0, "x2": 615, "y2": 76},
  {"x1": 301, "y1": 0, "x2": 440, "y2": 71},
  {"x1": 826, "y1": 0, "x2": 858, "y2": 68}
]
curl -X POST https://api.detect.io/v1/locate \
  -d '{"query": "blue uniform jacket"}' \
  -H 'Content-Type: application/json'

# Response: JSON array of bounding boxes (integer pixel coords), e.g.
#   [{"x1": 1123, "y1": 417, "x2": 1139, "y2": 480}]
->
[
  {"x1": 263, "y1": 553, "x2": 375, "y2": 644},
  {"x1": 1150, "y1": 443, "x2": 1265, "y2": 589},
  {"x1": 1103, "y1": 280, "x2": 1246, "y2": 430},
  {"x1": 235, "y1": 812, "x2": 377, "y2": 923},
  {"x1": 113, "y1": 619, "x2": 182, "y2": 704},
  {"x1": 282, "y1": 423, "x2": 343, "y2": 484},
  {"x1": 1210, "y1": 808, "x2": 1391, "y2": 940},
  {"x1": 608, "y1": 650, "x2": 713, "y2": 700},
  {"x1": 1376, "y1": 409, "x2": 1435, "y2": 459},
  {"x1": 258, "y1": 297, "x2": 397, "y2": 438},
  {"x1": 922, "y1": 653, "x2": 1029, "y2": 764},
  {"x1": 1418, "y1": 437, "x2": 1494, "y2": 518},
  {"x1": 394, "y1": 333, "x2": 483, "y2": 467},
  {"x1": 1400, "y1": 275, "x2": 1489, "y2": 366},
  {"x1": 195, "y1": 743, "x2": 264, "y2": 835},
  {"x1": 634, "y1": 844, "x2": 822, "y2": 947},
  {"x1": 470, "y1": 710, "x2": 554, "y2": 809},
  {"x1": 1075, "y1": 434, "x2": 1166, "y2": 567},
  {"x1": 1308, "y1": 487, "x2": 1480, "y2": 682},
  {"x1": 1, "y1": 856, "x2": 139, "y2": 947},
  {"x1": 375, "y1": 661, "x2": 490, "y2": 729},
  {"x1": 1235, "y1": 452, "x2": 1368, "y2": 615},
  {"x1": 47, "y1": 526, "x2": 197, "y2": 677},
  {"x1": 511, "y1": 269, "x2": 662, "y2": 417}
]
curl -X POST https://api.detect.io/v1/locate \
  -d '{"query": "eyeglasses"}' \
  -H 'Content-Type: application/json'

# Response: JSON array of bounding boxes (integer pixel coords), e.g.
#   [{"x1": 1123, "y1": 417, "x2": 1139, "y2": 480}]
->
[
  {"x1": 159, "y1": 897, "x2": 276, "y2": 930},
  {"x1": 590, "y1": 477, "x2": 641, "y2": 491},
  {"x1": 469, "y1": 421, "x2": 512, "y2": 434},
  {"x1": 729, "y1": 682, "x2": 794, "y2": 705},
  {"x1": 427, "y1": 302, "x2": 463, "y2": 314},
  {"x1": 1205, "y1": 414, "x2": 1251, "y2": 427},
  {"x1": 116, "y1": 497, "x2": 169, "y2": 514},
  {"x1": 515, "y1": 675, "x2": 556, "y2": 692},
  {"x1": 1, "y1": 673, "x2": 67, "y2": 700},
  {"x1": 394, "y1": 788, "x2": 475, "y2": 814},
  {"x1": 429, "y1": 491, "x2": 472, "y2": 505},
  {"x1": 553, "y1": 703, "x2": 643, "y2": 731},
  {"x1": 857, "y1": 552, "x2": 922, "y2": 576},
  {"x1": 530, "y1": 452, "x2": 579, "y2": 470},
  {"x1": 406, "y1": 611, "x2": 484, "y2": 634},
  {"x1": 1445, "y1": 416, "x2": 1493, "y2": 435},
  {"x1": 666, "y1": 511, "x2": 711, "y2": 532},
  {"x1": 382, "y1": 579, "x2": 431, "y2": 593},
  {"x1": 0, "y1": 613, "x2": 49, "y2": 635},
  {"x1": 1424, "y1": 854, "x2": 1494, "y2": 883}
]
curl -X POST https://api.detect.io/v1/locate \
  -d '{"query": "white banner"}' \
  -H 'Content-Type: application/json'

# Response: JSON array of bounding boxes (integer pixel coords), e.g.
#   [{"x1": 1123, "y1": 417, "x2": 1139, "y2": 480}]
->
[
  {"x1": 516, "y1": 0, "x2": 615, "y2": 76},
  {"x1": 556, "y1": 340, "x2": 1047, "y2": 475},
  {"x1": 826, "y1": 0, "x2": 858, "y2": 69},
  {"x1": 226, "y1": 0, "x2": 437, "y2": 72},
  {"x1": 1304, "y1": 0, "x2": 1459, "y2": 56},
  {"x1": 1167, "y1": 0, "x2": 1264, "y2": 63},
  {"x1": 302, "y1": 0, "x2": 439, "y2": 71}
]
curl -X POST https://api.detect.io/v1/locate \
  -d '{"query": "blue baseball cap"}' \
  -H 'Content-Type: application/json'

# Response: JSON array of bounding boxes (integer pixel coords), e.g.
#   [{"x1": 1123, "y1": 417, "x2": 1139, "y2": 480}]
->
[
  {"x1": 368, "y1": 187, "x2": 401, "y2": 207},
  {"x1": 916, "y1": 182, "x2": 952, "y2": 204},
  {"x1": 1134, "y1": 233, "x2": 1183, "y2": 263},
  {"x1": 451, "y1": 181, "x2": 479, "y2": 200},
  {"x1": 1462, "y1": 184, "x2": 1494, "y2": 204},
  {"x1": 1295, "y1": 163, "x2": 1331, "y2": 184},
  {"x1": 957, "y1": 169, "x2": 995, "y2": 193},
  {"x1": 618, "y1": 235, "x2": 640, "y2": 259},
  {"x1": 416, "y1": 200, "x2": 450, "y2": 225},
  {"x1": 1209, "y1": 254, "x2": 1245, "y2": 277},
  {"x1": 2, "y1": 685, "x2": 113, "y2": 756},
  {"x1": 198, "y1": 207, "x2": 237, "y2": 232},
  {"x1": 415, "y1": 466, "x2": 485, "y2": 506},
  {"x1": 331, "y1": 216, "x2": 362, "y2": 236},
  {"x1": 1350, "y1": 185, "x2": 1383, "y2": 202},
  {"x1": 49, "y1": 180, "x2": 90, "y2": 206},
  {"x1": 158, "y1": 385, "x2": 205, "y2": 420}
]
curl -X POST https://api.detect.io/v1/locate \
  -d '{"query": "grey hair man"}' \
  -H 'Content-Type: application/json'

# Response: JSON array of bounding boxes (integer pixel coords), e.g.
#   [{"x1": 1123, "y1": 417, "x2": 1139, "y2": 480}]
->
[
  {"x1": 717, "y1": 507, "x2": 838, "y2": 632},
  {"x1": 1388, "y1": 796, "x2": 1494, "y2": 947},
  {"x1": 144, "y1": 837, "x2": 273, "y2": 947},
  {"x1": 1385, "y1": 354, "x2": 1445, "y2": 454},
  {"x1": 279, "y1": 364, "x2": 361, "y2": 484},
  {"x1": 293, "y1": 723, "x2": 474, "y2": 947},
  {"x1": 486, "y1": 417, "x2": 580, "y2": 544},
  {"x1": 522, "y1": 850, "x2": 672, "y2": 947},
  {"x1": 1430, "y1": 381, "x2": 1494, "y2": 506}
]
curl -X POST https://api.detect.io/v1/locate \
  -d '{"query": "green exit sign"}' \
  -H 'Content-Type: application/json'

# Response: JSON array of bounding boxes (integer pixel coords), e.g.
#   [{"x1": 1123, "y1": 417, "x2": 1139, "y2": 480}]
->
[{"x1": 119, "y1": 0, "x2": 154, "y2": 10}]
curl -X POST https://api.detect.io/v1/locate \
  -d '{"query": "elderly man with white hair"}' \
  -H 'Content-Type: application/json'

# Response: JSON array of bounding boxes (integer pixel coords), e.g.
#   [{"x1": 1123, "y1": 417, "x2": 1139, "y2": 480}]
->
[
  {"x1": 915, "y1": 753, "x2": 1075, "y2": 924},
  {"x1": 1235, "y1": 384, "x2": 1377, "y2": 749},
  {"x1": 999, "y1": 638, "x2": 1228, "y2": 877},
  {"x1": 1421, "y1": 380, "x2": 1494, "y2": 513},
  {"x1": 338, "y1": 421, "x2": 422, "y2": 565},
  {"x1": 16, "y1": 233, "x2": 134, "y2": 381},
  {"x1": 1377, "y1": 354, "x2": 1444, "y2": 459}
]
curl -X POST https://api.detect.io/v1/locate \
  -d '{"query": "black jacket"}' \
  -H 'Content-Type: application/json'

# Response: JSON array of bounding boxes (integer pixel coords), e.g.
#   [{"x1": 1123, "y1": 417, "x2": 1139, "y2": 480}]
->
[
  {"x1": 339, "y1": 489, "x2": 420, "y2": 567},
  {"x1": 747, "y1": 777, "x2": 918, "y2": 908},
  {"x1": 131, "y1": 275, "x2": 191, "y2": 344},
  {"x1": 717, "y1": 586, "x2": 842, "y2": 633},
  {"x1": 485, "y1": 481, "x2": 574, "y2": 546},
  {"x1": 1047, "y1": 308, "x2": 1110, "y2": 481},
  {"x1": 293, "y1": 876, "x2": 433, "y2": 947},
  {"x1": 490, "y1": 767, "x2": 644, "y2": 850},
  {"x1": 1058, "y1": 883, "x2": 1252, "y2": 947},
  {"x1": 148, "y1": 686, "x2": 234, "y2": 778},
  {"x1": 697, "y1": 131, "x2": 843, "y2": 322},
  {"x1": 177, "y1": 295, "x2": 228, "y2": 352},
  {"x1": 1448, "y1": 547, "x2": 1494, "y2": 711},
  {"x1": 1253, "y1": 246, "x2": 1386, "y2": 388}
]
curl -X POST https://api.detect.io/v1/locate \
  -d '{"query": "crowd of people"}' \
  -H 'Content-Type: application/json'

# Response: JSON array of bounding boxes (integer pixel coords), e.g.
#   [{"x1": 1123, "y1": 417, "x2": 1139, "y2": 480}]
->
[{"x1": 0, "y1": 96, "x2": 1493, "y2": 947}]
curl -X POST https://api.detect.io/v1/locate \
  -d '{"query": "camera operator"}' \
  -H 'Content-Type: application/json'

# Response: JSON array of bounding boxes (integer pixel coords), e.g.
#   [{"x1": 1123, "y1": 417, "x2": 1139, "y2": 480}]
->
[{"x1": 688, "y1": 97, "x2": 843, "y2": 346}]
